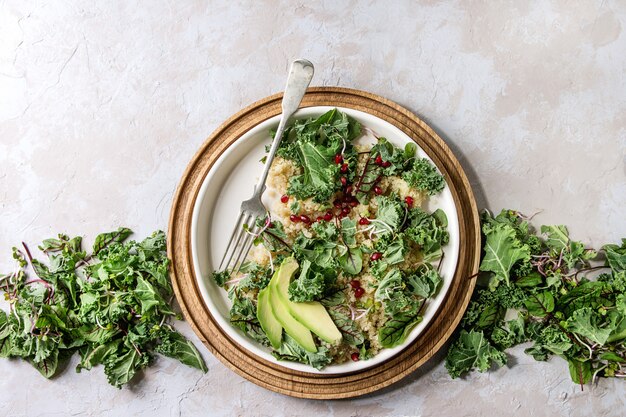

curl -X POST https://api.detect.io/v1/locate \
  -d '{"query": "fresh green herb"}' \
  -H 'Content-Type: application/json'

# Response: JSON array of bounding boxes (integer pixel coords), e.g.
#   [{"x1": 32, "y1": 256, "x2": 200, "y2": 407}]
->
[
  {"x1": 446, "y1": 210, "x2": 626, "y2": 388},
  {"x1": 0, "y1": 230, "x2": 206, "y2": 388}
]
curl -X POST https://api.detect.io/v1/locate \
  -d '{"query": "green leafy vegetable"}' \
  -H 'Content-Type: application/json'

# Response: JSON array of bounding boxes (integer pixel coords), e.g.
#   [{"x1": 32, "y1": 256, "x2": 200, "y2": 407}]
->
[
  {"x1": 378, "y1": 311, "x2": 423, "y2": 348},
  {"x1": 272, "y1": 335, "x2": 333, "y2": 370},
  {"x1": 445, "y1": 330, "x2": 507, "y2": 378},
  {"x1": 288, "y1": 259, "x2": 325, "y2": 302},
  {"x1": 479, "y1": 222, "x2": 531, "y2": 289},
  {"x1": 401, "y1": 158, "x2": 445, "y2": 196},
  {"x1": 446, "y1": 209, "x2": 626, "y2": 388},
  {"x1": 0, "y1": 230, "x2": 206, "y2": 388}
]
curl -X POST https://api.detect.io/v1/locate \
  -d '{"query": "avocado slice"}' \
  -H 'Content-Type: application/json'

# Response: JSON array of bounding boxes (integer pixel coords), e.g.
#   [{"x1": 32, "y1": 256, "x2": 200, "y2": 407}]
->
[
  {"x1": 257, "y1": 286, "x2": 282, "y2": 349},
  {"x1": 273, "y1": 258, "x2": 342, "y2": 345},
  {"x1": 268, "y1": 259, "x2": 317, "y2": 352}
]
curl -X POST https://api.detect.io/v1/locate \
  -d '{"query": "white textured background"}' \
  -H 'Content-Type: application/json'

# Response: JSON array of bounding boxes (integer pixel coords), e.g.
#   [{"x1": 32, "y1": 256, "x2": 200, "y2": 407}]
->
[{"x1": 1, "y1": 1, "x2": 625, "y2": 416}]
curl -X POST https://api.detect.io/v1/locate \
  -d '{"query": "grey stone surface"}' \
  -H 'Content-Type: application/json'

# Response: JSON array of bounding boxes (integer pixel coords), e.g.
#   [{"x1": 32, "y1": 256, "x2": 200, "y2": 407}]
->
[{"x1": 0, "y1": 1, "x2": 624, "y2": 416}]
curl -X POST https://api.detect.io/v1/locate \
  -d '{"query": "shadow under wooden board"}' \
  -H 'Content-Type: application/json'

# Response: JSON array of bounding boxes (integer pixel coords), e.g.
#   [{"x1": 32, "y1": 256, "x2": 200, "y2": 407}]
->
[{"x1": 167, "y1": 87, "x2": 481, "y2": 399}]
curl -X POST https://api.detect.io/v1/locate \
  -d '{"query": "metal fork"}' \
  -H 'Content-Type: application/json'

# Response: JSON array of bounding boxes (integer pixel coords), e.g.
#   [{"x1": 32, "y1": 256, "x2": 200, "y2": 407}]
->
[{"x1": 218, "y1": 59, "x2": 314, "y2": 275}]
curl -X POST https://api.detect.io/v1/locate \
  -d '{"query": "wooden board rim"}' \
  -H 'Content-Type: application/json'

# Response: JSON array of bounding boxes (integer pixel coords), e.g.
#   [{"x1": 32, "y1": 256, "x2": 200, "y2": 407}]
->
[{"x1": 167, "y1": 87, "x2": 481, "y2": 399}]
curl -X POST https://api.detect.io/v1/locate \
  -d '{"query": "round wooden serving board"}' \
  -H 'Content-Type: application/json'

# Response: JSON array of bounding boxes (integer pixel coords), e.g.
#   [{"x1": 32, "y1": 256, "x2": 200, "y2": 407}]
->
[{"x1": 167, "y1": 87, "x2": 481, "y2": 399}]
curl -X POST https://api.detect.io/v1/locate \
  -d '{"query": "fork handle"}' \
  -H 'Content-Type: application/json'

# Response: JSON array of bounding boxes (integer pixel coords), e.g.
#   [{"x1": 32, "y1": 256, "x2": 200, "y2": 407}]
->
[{"x1": 253, "y1": 59, "x2": 314, "y2": 194}]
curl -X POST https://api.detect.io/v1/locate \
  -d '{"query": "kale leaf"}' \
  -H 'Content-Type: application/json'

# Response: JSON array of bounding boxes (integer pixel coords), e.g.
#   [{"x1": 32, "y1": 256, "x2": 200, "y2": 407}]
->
[
  {"x1": 0, "y1": 230, "x2": 206, "y2": 388},
  {"x1": 446, "y1": 208, "x2": 626, "y2": 387},
  {"x1": 401, "y1": 158, "x2": 445, "y2": 196}
]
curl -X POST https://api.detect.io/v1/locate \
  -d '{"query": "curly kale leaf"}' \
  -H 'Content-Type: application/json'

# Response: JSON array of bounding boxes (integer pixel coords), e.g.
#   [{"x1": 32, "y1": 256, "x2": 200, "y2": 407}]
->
[
  {"x1": 272, "y1": 334, "x2": 333, "y2": 370},
  {"x1": 288, "y1": 259, "x2": 326, "y2": 302},
  {"x1": 404, "y1": 207, "x2": 449, "y2": 261},
  {"x1": 372, "y1": 195, "x2": 404, "y2": 237},
  {"x1": 287, "y1": 141, "x2": 340, "y2": 202},
  {"x1": 401, "y1": 157, "x2": 445, "y2": 196},
  {"x1": 479, "y1": 222, "x2": 531, "y2": 290},
  {"x1": 565, "y1": 307, "x2": 615, "y2": 345},
  {"x1": 406, "y1": 264, "x2": 442, "y2": 299},
  {"x1": 445, "y1": 330, "x2": 507, "y2": 378},
  {"x1": 155, "y1": 327, "x2": 207, "y2": 372},
  {"x1": 276, "y1": 109, "x2": 361, "y2": 203},
  {"x1": 604, "y1": 239, "x2": 626, "y2": 274},
  {"x1": 0, "y1": 230, "x2": 206, "y2": 388}
]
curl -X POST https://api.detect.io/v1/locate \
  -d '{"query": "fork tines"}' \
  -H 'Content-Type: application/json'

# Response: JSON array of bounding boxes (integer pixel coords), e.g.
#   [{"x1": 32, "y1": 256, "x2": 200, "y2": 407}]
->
[{"x1": 218, "y1": 212, "x2": 259, "y2": 276}]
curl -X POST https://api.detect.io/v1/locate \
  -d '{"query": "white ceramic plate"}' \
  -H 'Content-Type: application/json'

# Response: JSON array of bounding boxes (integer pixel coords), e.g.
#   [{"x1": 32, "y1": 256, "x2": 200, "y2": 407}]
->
[{"x1": 191, "y1": 106, "x2": 460, "y2": 374}]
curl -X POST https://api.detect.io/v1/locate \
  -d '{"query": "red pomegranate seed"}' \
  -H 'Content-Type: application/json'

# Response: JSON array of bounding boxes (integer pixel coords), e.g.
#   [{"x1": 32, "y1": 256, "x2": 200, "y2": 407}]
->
[
  {"x1": 405, "y1": 196, "x2": 414, "y2": 207},
  {"x1": 382, "y1": 161, "x2": 391, "y2": 168},
  {"x1": 333, "y1": 199, "x2": 342, "y2": 208},
  {"x1": 280, "y1": 194, "x2": 289, "y2": 203},
  {"x1": 323, "y1": 211, "x2": 333, "y2": 221},
  {"x1": 359, "y1": 217, "x2": 370, "y2": 225},
  {"x1": 300, "y1": 215, "x2": 311, "y2": 224},
  {"x1": 354, "y1": 287, "x2": 365, "y2": 299},
  {"x1": 268, "y1": 222, "x2": 274, "y2": 228},
  {"x1": 345, "y1": 185, "x2": 353, "y2": 194},
  {"x1": 316, "y1": 216, "x2": 324, "y2": 222},
  {"x1": 341, "y1": 206, "x2": 351, "y2": 215},
  {"x1": 374, "y1": 186, "x2": 383, "y2": 195},
  {"x1": 335, "y1": 154, "x2": 343, "y2": 164},
  {"x1": 340, "y1": 163, "x2": 349, "y2": 173},
  {"x1": 351, "y1": 352, "x2": 360, "y2": 361},
  {"x1": 374, "y1": 155, "x2": 383, "y2": 165},
  {"x1": 349, "y1": 200, "x2": 359, "y2": 207},
  {"x1": 370, "y1": 252, "x2": 382, "y2": 261},
  {"x1": 340, "y1": 176, "x2": 347, "y2": 186},
  {"x1": 349, "y1": 280, "x2": 361, "y2": 289},
  {"x1": 289, "y1": 214, "x2": 300, "y2": 223}
]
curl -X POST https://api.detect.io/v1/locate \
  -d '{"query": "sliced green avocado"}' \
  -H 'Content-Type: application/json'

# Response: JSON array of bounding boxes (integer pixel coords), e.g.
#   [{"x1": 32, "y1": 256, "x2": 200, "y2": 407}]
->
[
  {"x1": 268, "y1": 258, "x2": 317, "y2": 352},
  {"x1": 274, "y1": 258, "x2": 342, "y2": 345},
  {"x1": 257, "y1": 286, "x2": 282, "y2": 349}
]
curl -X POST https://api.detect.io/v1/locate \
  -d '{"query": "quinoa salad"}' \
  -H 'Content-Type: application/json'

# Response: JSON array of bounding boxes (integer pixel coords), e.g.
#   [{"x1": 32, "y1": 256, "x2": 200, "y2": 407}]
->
[{"x1": 213, "y1": 109, "x2": 449, "y2": 369}]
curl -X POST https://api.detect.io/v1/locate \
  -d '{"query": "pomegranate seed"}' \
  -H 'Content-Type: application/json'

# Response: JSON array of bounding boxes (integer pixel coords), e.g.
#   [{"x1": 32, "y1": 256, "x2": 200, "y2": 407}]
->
[
  {"x1": 345, "y1": 185, "x2": 353, "y2": 194},
  {"x1": 354, "y1": 287, "x2": 365, "y2": 299},
  {"x1": 359, "y1": 217, "x2": 370, "y2": 225},
  {"x1": 405, "y1": 196, "x2": 414, "y2": 207},
  {"x1": 374, "y1": 186, "x2": 383, "y2": 195},
  {"x1": 341, "y1": 206, "x2": 351, "y2": 215},
  {"x1": 340, "y1": 176, "x2": 347, "y2": 186},
  {"x1": 382, "y1": 161, "x2": 391, "y2": 168},
  {"x1": 316, "y1": 216, "x2": 324, "y2": 222},
  {"x1": 370, "y1": 252, "x2": 382, "y2": 261},
  {"x1": 289, "y1": 214, "x2": 300, "y2": 223},
  {"x1": 268, "y1": 222, "x2": 274, "y2": 228},
  {"x1": 280, "y1": 194, "x2": 289, "y2": 203},
  {"x1": 374, "y1": 155, "x2": 383, "y2": 165},
  {"x1": 323, "y1": 211, "x2": 333, "y2": 221},
  {"x1": 350, "y1": 200, "x2": 359, "y2": 207},
  {"x1": 300, "y1": 215, "x2": 311, "y2": 224},
  {"x1": 340, "y1": 163, "x2": 349, "y2": 173},
  {"x1": 351, "y1": 352, "x2": 360, "y2": 361},
  {"x1": 333, "y1": 199, "x2": 342, "y2": 208},
  {"x1": 349, "y1": 280, "x2": 361, "y2": 289},
  {"x1": 335, "y1": 154, "x2": 343, "y2": 164}
]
